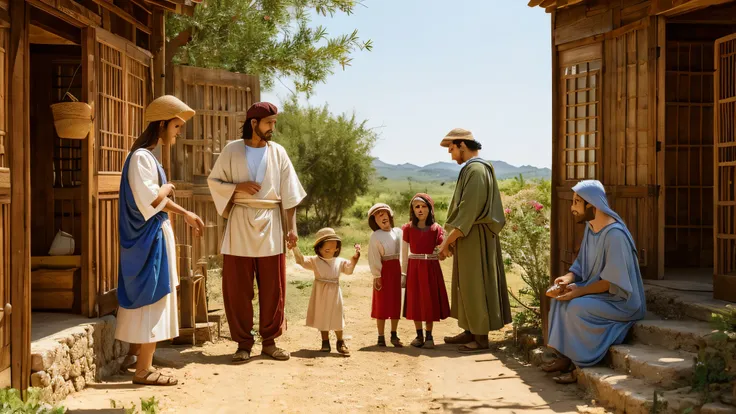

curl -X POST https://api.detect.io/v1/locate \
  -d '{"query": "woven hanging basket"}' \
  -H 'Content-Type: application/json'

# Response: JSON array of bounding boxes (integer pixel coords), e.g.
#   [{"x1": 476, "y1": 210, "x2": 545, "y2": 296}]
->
[{"x1": 50, "y1": 93, "x2": 93, "y2": 139}]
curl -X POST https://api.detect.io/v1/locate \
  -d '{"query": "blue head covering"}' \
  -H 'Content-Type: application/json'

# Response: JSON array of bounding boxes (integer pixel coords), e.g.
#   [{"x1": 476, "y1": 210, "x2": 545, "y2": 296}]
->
[{"x1": 572, "y1": 180, "x2": 637, "y2": 252}]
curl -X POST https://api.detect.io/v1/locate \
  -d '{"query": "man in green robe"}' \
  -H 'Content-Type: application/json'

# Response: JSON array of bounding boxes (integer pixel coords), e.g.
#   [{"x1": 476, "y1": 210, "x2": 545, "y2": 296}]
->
[{"x1": 438, "y1": 128, "x2": 512, "y2": 352}]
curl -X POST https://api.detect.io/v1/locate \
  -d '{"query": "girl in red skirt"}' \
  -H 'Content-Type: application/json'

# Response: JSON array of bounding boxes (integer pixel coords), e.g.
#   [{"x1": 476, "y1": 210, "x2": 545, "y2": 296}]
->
[
  {"x1": 367, "y1": 203, "x2": 404, "y2": 348},
  {"x1": 401, "y1": 193, "x2": 451, "y2": 349}
]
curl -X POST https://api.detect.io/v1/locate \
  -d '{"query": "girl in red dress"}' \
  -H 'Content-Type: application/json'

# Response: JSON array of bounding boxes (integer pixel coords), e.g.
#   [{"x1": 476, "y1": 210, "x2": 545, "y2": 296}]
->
[
  {"x1": 401, "y1": 193, "x2": 451, "y2": 349},
  {"x1": 367, "y1": 203, "x2": 404, "y2": 347}
]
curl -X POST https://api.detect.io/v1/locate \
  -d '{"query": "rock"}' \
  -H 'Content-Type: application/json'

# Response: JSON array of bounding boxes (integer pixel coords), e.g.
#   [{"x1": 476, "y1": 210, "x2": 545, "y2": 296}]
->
[
  {"x1": 701, "y1": 402, "x2": 736, "y2": 414},
  {"x1": 153, "y1": 348, "x2": 188, "y2": 369},
  {"x1": 31, "y1": 371, "x2": 51, "y2": 388},
  {"x1": 70, "y1": 359, "x2": 83, "y2": 378},
  {"x1": 69, "y1": 336, "x2": 88, "y2": 361},
  {"x1": 31, "y1": 340, "x2": 62, "y2": 372},
  {"x1": 73, "y1": 376, "x2": 86, "y2": 392}
]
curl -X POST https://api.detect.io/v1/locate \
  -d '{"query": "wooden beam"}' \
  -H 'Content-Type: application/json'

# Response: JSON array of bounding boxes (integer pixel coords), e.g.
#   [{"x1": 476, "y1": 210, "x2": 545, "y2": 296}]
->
[
  {"x1": 540, "y1": 0, "x2": 557, "y2": 7},
  {"x1": 528, "y1": 0, "x2": 545, "y2": 7},
  {"x1": 81, "y1": 26, "x2": 97, "y2": 318},
  {"x1": 8, "y1": 0, "x2": 31, "y2": 392},
  {"x1": 24, "y1": 0, "x2": 86, "y2": 27},
  {"x1": 29, "y1": 6, "x2": 81, "y2": 44},
  {"x1": 129, "y1": 0, "x2": 152, "y2": 14},
  {"x1": 87, "y1": 0, "x2": 151, "y2": 35},
  {"x1": 651, "y1": 0, "x2": 736, "y2": 16},
  {"x1": 0, "y1": 7, "x2": 9, "y2": 26}
]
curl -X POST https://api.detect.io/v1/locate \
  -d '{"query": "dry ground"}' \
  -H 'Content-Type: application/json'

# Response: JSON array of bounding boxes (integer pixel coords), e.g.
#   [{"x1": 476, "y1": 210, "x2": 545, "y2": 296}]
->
[{"x1": 63, "y1": 258, "x2": 606, "y2": 414}]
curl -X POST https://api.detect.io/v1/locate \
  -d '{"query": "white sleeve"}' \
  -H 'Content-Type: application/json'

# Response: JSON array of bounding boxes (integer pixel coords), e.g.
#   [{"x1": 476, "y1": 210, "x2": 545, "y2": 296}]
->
[
  {"x1": 368, "y1": 235, "x2": 384, "y2": 279},
  {"x1": 207, "y1": 145, "x2": 237, "y2": 217},
  {"x1": 401, "y1": 240, "x2": 409, "y2": 275},
  {"x1": 129, "y1": 151, "x2": 168, "y2": 221},
  {"x1": 278, "y1": 145, "x2": 307, "y2": 210}
]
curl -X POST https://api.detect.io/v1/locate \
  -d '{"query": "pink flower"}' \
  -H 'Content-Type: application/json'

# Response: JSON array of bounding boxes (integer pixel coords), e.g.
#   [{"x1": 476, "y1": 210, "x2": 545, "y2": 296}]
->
[
  {"x1": 534, "y1": 203, "x2": 543, "y2": 211},
  {"x1": 504, "y1": 208, "x2": 511, "y2": 215}
]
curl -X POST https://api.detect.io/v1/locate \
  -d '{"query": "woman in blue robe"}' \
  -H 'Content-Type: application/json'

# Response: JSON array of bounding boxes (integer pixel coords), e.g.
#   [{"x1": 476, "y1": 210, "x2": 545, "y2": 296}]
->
[
  {"x1": 543, "y1": 180, "x2": 646, "y2": 384},
  {"x1": 115, "y1": 95, "x2": 204, "y2": 386}
]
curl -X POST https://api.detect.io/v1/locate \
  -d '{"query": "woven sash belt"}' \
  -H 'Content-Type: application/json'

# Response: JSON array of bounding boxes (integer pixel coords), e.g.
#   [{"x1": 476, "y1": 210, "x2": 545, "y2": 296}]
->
[
  {"x1": 382, "y1": 254, "x2": 400, "y2": 262},
  {"x1": 408, "y1": 253, "x2": 439, "y2": 260},
  {"x1": 315, "y1": 278, "x2": 339, "y2": 284}
]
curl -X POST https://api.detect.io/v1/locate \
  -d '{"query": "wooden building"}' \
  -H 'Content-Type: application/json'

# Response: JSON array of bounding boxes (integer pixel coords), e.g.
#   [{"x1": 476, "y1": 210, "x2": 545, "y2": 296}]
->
[
  {"x1": 528, "y1": 0, "x2": 736, "y2": 303},
  {"x1": 0, "y1": 0, "x2": 197, "y2": 391}
]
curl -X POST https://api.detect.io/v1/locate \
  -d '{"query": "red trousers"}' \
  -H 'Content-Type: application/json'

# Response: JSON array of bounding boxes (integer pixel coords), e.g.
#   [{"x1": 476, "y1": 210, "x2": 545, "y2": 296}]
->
[{"x1": 222, "y1": 254, "x2": 286, "y2": 351}]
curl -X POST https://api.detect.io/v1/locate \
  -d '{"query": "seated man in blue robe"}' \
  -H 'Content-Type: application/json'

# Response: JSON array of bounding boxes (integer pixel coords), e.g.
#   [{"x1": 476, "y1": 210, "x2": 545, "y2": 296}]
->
[{"x1": 543, "y1": 180, "x2": 646, "y2": 384}]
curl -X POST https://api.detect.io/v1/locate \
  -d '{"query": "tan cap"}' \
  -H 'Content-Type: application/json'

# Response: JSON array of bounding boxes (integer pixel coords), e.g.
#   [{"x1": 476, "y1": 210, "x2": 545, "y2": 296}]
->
[
  {"x1": 367, "y1": 203, "x2": 394, "y2": 218},
  {"x1": 313, "y1": 227, "x2": 341, "y2": 247},
  {"x1": 144, "y1": 95, "x2": 195, "y2": 124},
  {"x1": 440, "y1": 128, "x2": 476, "y2": 147}
]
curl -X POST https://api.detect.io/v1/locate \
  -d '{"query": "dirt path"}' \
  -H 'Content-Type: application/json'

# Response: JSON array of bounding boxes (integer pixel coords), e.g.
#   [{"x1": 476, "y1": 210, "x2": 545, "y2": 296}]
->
[{"x1": 63, "y1": 264, "x2": 602, "y2": 413}]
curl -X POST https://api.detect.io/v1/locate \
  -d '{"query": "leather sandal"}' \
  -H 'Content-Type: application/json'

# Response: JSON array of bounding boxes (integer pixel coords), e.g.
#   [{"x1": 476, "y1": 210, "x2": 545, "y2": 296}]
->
[
  {"x1": 553, "y1": 369, "x2": 578, "y2": 384},
  {"x1": 458, "y1": 341, "x2": 490, "y2": 353},
  {"x1": 377, "y1": 337, "x2": 387, "y2": 347},
  {"x1": 390, "y1": 337, "x2": 404, "y2": 348},
  {"x1": 320, "y1": 340, "x2": 331, "y2": 352},
  {"x1": 231, "y1": 349, "x2": 251, "y2": 365},
  {"x1": 422, "y1": 338, "x2": 435, "y2": 349},
  {"x1": 410, "y1": 336, "x2": 424, "y2": 348},
  {"x1": 132, "y1": 368, "x2": 178, "y2": 386},
  {"x1": 444, "y1": 331, "x2": 474, "y2": 345},
  {"x1": 336, "y1": 340, "x2": 350, "y2": 357},
  {"x1": 262, "y1": 346, "x2": 290, "y2": 361},
  {"x1": 541, "y1": 357, "x2": 572, "y2": 373}
]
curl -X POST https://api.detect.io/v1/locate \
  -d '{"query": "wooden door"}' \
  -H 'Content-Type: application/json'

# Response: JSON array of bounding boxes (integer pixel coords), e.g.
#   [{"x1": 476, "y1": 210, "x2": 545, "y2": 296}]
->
[
  {"x1": 0, "y1": 27, "x2": 12, "y2": 387},
  {"x1": 553, "y1": 19, "x2": 659, "y2": 279},
  {"x1": 170, "y1": 65, "x2": 259, "y2": 261},
  {"x1": 92, "y1": 28, "x2": 152, "y2": 316},
  {"x1": 713, "y1": 33, "x2": 736, "y2": 302}
]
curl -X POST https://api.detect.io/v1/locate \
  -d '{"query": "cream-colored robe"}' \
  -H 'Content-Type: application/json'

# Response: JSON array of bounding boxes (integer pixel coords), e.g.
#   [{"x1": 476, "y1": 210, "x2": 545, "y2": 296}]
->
[{"x1": 207, "y1": 140, "x2": 306, "y2": 257}]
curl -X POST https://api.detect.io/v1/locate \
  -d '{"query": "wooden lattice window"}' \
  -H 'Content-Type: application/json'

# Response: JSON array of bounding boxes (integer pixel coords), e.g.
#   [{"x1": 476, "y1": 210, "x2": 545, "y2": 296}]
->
[
  {"x1": 560, "y1": 45, "x2": 602, "y2": 181},
  {"x1": 98, "y1": 42, "x2": 126, "y2": 173},
  {"x1": 126, "y1": 56, "x2": 146, "y2": 154},
  {"x1": 53, "y1": 62, "x2": 83, "y2": 187}
]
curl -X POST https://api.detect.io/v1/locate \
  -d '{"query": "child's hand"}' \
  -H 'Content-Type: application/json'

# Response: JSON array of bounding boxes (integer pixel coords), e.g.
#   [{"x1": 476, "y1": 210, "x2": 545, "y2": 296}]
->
[
  {"x1": 373, "y1": 278, "x2": 382, "y2": 291},
  {"x1": 354, "y1": 244, "x2": 361, "y2": 256}
]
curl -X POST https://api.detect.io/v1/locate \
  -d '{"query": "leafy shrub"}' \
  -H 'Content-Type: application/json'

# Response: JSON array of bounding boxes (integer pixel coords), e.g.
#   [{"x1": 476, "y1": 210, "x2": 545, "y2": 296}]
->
[{"x1": 0, "y1": 388, "x2": 64, "y2": 414}]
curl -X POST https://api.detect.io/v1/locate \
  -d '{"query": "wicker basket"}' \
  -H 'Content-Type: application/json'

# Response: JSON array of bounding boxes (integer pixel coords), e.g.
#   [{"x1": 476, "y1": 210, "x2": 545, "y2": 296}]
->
[{"x1": 50, "y1": 93, "x2": 93, "y2": 139}]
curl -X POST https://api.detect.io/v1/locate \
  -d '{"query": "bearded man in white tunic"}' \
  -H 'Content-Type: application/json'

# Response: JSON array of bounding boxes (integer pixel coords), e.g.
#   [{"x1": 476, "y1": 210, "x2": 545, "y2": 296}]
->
[{"x1": 208, "y1": 102, "x2": 306, "y2": 363}]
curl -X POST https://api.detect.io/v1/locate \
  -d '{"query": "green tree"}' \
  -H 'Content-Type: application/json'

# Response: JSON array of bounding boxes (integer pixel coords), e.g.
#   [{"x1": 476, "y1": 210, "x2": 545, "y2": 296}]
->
[
  {"x1": 166, "y1": 0, "x2": 372, "y2": 96},
  {"x1": 275, "y1": 97, "x2": 377, "y2": 231}
]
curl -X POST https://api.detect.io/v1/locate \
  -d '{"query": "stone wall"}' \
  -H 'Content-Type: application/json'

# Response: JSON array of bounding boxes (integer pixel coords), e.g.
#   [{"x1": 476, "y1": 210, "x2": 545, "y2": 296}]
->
[{"x1": 30, "y1": 315, "x2": 128, "y2": 403}]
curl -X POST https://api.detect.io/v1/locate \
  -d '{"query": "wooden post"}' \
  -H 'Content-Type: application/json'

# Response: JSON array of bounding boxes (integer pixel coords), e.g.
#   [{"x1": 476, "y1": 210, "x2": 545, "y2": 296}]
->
[
  {"x1": 81, "y1": 27, "x2": 97, "y2": 318},
  {"x1": 8, "y1": 0, "x2": 31, "y2": 391},
  {"x1": 151, "y1": 8, "x2": 169, "y2": 177},
  {"x1": 654, "y1": 16, "x2": 666, "y2": 279},
  {"x1": 544, "y1": 10, "x2": 559, "y2": 347}
]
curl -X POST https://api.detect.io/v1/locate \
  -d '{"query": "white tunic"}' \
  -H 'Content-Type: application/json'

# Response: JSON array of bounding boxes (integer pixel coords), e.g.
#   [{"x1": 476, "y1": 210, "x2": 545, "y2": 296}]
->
[
  {"x1": 207, "y1": 140, "x2": 307, "y2": 257},
  {"x1": 302, "y1": 256, "x2": 349, "y2": 331},
  {"x1": 115, "y1": 149, "x2": 180, "y2": 344},
  {"x1": 367, "y1": 227, "x2": 403, "y2": 279}
]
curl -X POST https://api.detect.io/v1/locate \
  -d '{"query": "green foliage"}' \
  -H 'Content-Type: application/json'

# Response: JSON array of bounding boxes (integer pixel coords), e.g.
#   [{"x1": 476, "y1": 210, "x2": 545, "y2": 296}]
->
[
  {"x1": 289, "y1": 280, "x2": 313, "y2": 290},
  {"x1": 166, "y1": 0, "x2": 372, "y2": 96},
  {"x1": 692, "y1": 350, "x2": 733, "y2": 402},
  {"x1": 276, "y1": 97, "x2": 377, "y2": 232},
  {"x1": 110, "y1": 396, "x2": 160, "y2": 414},
  {"x1": 501, "y1": 184, "x2": 551, "y2": 330},
  {"x1": 0, "y1": 388, "x2": 64, "y2": 414},
  {"x1": 711, "y1": 305, "x2": 736, "y2": 334}
]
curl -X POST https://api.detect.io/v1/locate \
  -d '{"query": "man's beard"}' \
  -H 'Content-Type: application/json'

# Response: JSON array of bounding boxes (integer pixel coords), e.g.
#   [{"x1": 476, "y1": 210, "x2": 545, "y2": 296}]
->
[
  {"x1": 255, "y1": 127, "x2": 272, "y2": 141},
  {"x1": 574, "y1": 207, "x2": 596, "y2": 223}
]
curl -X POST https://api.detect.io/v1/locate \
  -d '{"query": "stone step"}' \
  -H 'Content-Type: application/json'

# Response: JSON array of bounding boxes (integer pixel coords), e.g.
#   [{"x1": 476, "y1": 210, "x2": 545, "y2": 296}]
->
[
  {"x1": 608, "y1": 344, "x2": 695, "y2": 389},
  {"x1": 644, "y1": 284, "x2": 731, "y2": 322},
  {"x1": 578, "y1": 366, "x2": 700, "y2": 414},
  {"x1": 631, "y1": 319, "x2": 717, "y2": 353}
]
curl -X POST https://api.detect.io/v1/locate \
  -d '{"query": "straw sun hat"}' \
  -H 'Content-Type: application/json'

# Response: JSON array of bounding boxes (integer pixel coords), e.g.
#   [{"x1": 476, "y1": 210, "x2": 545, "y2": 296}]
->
[
  {"x1": 313, "y1": 228, "x2": 341, "y2": 247},
  {"x1": 144, "y1": 95, "x2": 195, "y2": 124},
  {"x1": 367, "y1": 203, "x2": 394, "y2": 218},
  {"x1": 440, "y1": 128, "x2": 477, "y2": 148}
]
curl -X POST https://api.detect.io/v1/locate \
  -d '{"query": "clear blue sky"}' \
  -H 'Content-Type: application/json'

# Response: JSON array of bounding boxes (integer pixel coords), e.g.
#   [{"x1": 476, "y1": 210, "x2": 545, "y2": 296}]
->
[{"x1": 262, "y1": 1, "x2": 552, "y2": 168}]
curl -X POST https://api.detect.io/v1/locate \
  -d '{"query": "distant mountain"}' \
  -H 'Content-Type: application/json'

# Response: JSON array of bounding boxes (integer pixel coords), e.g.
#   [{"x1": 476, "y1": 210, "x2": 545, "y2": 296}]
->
[{"x1": 372, "y1": 159, "x2": 550, "y2": 182}]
